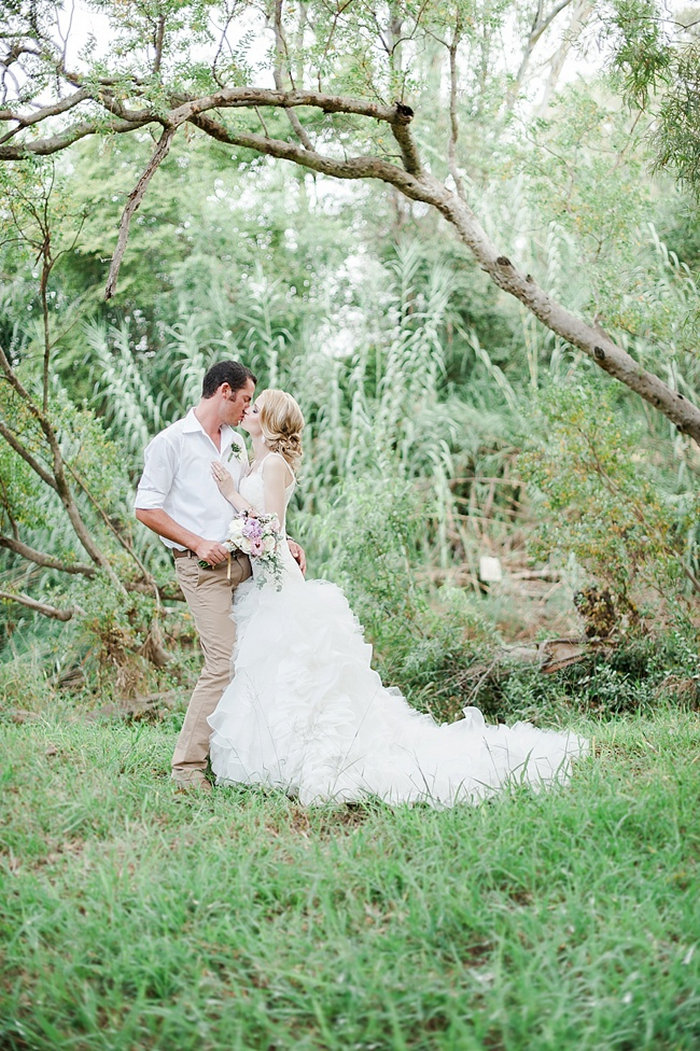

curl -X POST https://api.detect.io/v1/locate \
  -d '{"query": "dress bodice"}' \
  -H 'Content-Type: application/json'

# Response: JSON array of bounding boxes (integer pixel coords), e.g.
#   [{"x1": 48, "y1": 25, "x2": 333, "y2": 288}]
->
[
  {"x1": 238, "y1": 455, "x2": 300, "y2": 588},
  {"x1": 239, "y1": 456, "x2": 296, "y2": 532}
]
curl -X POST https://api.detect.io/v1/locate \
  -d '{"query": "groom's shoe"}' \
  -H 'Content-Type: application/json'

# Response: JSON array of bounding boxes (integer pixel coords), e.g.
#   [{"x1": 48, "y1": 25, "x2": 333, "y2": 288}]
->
[{"x1": 173, "y1": 771, "x2": 213, "y2": 794}]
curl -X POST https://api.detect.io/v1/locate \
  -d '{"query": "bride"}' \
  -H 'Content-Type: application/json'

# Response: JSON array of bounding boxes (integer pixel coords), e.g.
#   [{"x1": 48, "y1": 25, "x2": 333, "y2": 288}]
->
[{"x1": 208, "y1": 389, "x2": 588, "y2": 807}]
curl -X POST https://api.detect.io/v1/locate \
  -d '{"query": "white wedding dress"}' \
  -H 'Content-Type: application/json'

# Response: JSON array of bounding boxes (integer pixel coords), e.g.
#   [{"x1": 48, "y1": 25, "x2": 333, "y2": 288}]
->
[{"x1": 208, "y1": 462, "x2": 588, "y2": 807}]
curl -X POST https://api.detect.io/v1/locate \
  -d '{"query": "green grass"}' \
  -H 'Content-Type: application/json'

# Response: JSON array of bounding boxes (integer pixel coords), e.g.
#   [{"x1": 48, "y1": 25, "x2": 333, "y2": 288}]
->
[{"x1": 0, "y1": 699, "x2": 698, "y2": 1050}]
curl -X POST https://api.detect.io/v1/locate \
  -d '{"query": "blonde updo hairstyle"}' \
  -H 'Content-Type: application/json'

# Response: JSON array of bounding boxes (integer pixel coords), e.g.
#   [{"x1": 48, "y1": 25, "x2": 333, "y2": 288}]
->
[{"x1": 258, "y1": 389, "x2": 304, "y2": 471}]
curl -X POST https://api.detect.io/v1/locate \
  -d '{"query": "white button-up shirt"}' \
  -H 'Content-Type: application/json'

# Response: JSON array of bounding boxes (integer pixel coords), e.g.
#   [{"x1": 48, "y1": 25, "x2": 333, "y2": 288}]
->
[{"x1": 134, "y1": 408, "x2": 248, "y2": 550}]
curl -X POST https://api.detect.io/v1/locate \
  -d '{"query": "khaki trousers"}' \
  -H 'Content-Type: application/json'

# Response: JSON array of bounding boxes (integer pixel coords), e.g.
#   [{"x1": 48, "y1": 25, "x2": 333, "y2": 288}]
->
[{"x1": 172, "y1": 552, "x2": 252, "y2": 782}]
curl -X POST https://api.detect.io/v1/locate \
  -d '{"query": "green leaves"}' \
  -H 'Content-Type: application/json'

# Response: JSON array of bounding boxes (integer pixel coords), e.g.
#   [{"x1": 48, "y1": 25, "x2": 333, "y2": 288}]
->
[
  {"x1": 602, "y1": 1, "x2": 700, "y2": 195},
  {"x1": 519, "y1": 380, "x2": 699, "y2": 624},
  {"x1": 654, "y1": 41, "x2": 700, "y2": 195},
  {"x1": 605, "y1": 0, "x2": 672, "y2": 107}
]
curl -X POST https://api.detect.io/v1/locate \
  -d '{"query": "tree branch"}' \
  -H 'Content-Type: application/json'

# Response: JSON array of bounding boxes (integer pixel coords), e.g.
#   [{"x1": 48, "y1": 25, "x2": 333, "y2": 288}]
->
[
  {"x1": 0, "y1": 527, "x2": 183, "y2": 600},
  {"x1": 0, "y1": 587, "x2": 77, "y2": 621},
  {"x1": 0, "y1": 345, "x2": 130, "y2": 582},
  {"x1": 0, "y1": 86, "x2": 92, "y2": 143},
  {"x1": 0, "y1": 86, "x2": 407, "y2": 161},
  {"x1": 507, "y1": 0, "x2": 577, "y2": 109},
  {"x1": 187, "y1": 114, "x2": 700, "y2": 443},
  {"x1": 0, "y1": 534, "x2": 96, "y2": 577},
  {"x1": 106, "y1": 86, "x2": 417, "y2": 305},
  {"x1": 1, "y1": 60, "x2": 697, "y2": 441},
  {"x1": 189, "y1": 112, "x2": 420, "y2": 186},
  {"x1": 273, "y1": 0, "x2": 315, "y2": 150},
  {"x1": 434, "y1": 183, "x2": 700, "y2": 440},
  {"x1": 153, "y1": 14, "x2": 166, "y2": 74},
  {"x1": 105, "y1": 124, "x2": 176, "y2": 299},
  {"x1": 390, "y1": 103, "x2": 421, "y2": 174},
  {"x1": 447, "y1": 23, "x2": 466, "y2": 200},
  {"x1": 0, "y1": 416, "x2": 58, "y2": 490},
  {"x1": 534, "y1": 0, "x2": 576, "y2": 45},
  {"x1": 0, "y1": 117, "x2": 148, "y2": 159},
  {"x1": 38, "y1": 174, "x2": 54, "y2": 415},
  {"x1": 66, "y1": 461, "x2": 163, "y2": 607}
]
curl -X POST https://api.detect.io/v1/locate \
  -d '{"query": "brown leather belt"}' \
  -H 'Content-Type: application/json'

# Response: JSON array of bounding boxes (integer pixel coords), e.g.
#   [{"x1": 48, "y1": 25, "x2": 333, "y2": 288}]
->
[{"x1": 172, "y1": 548, "x2": 194, "y2": 559}]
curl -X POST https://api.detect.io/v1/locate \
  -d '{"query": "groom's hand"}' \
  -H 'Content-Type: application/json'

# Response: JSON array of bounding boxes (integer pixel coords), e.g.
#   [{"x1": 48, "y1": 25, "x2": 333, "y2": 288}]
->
[
  {"x1": 196, "y1": 539, "x2": 230, "y2": 566},
  {"x1": 287, "y1": 539, "x2": 306, "y2": 576}
]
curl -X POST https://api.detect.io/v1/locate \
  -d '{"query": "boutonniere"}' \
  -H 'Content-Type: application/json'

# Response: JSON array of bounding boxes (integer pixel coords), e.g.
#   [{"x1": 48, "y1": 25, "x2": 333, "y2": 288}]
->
[{"x1": 227, "y1": 443, "x2": 244, "y2": 462}]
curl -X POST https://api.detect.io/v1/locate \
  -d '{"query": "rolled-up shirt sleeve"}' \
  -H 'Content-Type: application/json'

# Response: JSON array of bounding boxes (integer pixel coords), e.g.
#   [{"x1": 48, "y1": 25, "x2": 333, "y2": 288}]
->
[{"x1": 134, "y1": 433, "x2": 177, "y2": 510}]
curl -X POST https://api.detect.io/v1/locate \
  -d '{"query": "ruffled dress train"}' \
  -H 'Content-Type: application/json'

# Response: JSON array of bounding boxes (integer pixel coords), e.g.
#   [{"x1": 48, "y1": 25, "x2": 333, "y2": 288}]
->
[{"x1": 208, "y1": 468, "x2": 588, "y2": 807}]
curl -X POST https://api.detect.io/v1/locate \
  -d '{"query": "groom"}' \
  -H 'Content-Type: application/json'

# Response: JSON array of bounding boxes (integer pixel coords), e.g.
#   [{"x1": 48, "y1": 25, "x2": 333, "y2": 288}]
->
[{"x1": 134, "y1": 360, "x2": 304, "y2": 793}]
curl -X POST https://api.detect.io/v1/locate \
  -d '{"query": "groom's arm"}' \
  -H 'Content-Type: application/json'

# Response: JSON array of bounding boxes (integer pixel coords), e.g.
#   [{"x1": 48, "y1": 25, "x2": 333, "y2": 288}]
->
[{"x1": 135, "y1": 437, "x2": 230, "y2": 565}]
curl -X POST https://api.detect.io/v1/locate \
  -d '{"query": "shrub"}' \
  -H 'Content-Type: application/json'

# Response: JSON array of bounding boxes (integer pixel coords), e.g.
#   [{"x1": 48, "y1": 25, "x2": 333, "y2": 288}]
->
[{"x1": 518, "y1": 380, "x2": 699, "y2": 630}]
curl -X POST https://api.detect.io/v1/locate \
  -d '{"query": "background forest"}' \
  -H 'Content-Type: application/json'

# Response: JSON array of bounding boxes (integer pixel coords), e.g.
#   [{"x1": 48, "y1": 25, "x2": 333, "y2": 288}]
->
[
  {"x1": 1, "y1": 3, "x2": 699, "y2": 1049},
  {"x1": 1, "y1": 0, "x2": 697, "y2": 719}
]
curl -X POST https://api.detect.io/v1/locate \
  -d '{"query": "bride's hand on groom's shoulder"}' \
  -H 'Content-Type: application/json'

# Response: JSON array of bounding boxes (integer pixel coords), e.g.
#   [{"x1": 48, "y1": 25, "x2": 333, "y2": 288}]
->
[{"x1": 287, "y1": 539, "x2": 306, "y2": 575}]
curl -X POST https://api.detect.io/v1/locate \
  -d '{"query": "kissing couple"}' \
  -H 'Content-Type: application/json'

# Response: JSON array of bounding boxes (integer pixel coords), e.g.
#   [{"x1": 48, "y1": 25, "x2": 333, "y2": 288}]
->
[{"x1": 135, "y1": 360, "x2": 587, "y2": 806}]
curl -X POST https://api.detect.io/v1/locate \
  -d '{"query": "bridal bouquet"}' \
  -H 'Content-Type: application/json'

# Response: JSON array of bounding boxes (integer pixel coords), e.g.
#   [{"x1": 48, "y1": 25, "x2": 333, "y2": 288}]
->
[{"x1": 222, "y1": 511, "x2": 284, "y2": 589}]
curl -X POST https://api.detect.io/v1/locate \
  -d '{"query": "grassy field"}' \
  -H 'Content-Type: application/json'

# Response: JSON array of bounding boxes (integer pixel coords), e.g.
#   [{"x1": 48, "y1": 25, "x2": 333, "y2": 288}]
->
[{"x1": 1, "y1": 697, "x2": 698, "y2": 1050}]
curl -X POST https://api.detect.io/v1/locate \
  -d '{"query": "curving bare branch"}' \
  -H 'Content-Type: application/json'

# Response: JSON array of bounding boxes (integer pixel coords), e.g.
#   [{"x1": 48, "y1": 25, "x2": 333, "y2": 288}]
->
[
  {"x1": 0, "y1": 416, "x2": 57, "y2": 490},
  {"x1": 153, "y1": 14, "x2": 166, "y2": 74},
  {"x1": 447, "y1": 23, "x2": 466, "y2": 201},
  {"x1": 0, "y1": 86, "x2": 92, "y2": 143},
  {"x1": 0, "y1": 84, "x2": 411, "y2": 160},
  {"x1": 0, "y1": 587, "x2": 77, "y2": 621},
  {"x1": 0, "y1": 117, "x2": 147, "y2": 159},
  {"x1": 273, "y1": 0, "x2": 314, "y2": 150},
  {"x1": 105, "y1": 124, "x2": 176, "y2": 299},
  {"x1": 66, "y1": 462, "x2": 164, "y2": 609},
  {"x1": 507, "y1": 0, "x2": 578, "y2": 107},
  {"x1": 0, "y1": 534, "x2": 96, "y2": 577}
]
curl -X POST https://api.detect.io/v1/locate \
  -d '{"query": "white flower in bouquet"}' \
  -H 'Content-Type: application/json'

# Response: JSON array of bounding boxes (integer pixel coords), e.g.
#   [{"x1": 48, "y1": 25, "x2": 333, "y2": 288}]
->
[{"x1": 223, "y1": 511, "x2": 284, "y2": 589}]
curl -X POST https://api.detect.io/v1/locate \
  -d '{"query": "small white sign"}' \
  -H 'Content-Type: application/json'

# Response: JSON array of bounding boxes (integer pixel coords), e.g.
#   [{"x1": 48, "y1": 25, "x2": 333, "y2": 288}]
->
[{"x1": 479, "y1": 556, "x2": 503, "y2": 583}]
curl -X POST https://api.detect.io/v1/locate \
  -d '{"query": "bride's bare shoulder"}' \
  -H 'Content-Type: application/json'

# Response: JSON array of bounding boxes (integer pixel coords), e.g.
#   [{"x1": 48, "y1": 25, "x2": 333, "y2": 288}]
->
[{"x1": 261, "y1": 452, "x2": 293, "y2": 485}]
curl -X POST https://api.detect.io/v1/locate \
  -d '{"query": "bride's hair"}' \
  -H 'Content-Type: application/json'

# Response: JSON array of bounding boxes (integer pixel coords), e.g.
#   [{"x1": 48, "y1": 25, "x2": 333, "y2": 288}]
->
[{"x1": 258, "y1": 389, "x2": 304, "y2": 470}]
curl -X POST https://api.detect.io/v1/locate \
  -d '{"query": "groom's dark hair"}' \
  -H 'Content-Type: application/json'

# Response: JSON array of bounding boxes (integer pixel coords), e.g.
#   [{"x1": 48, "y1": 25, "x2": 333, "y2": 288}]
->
[{"x1": 202, "y1": 360, "x2": 256, "y2": 398}]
